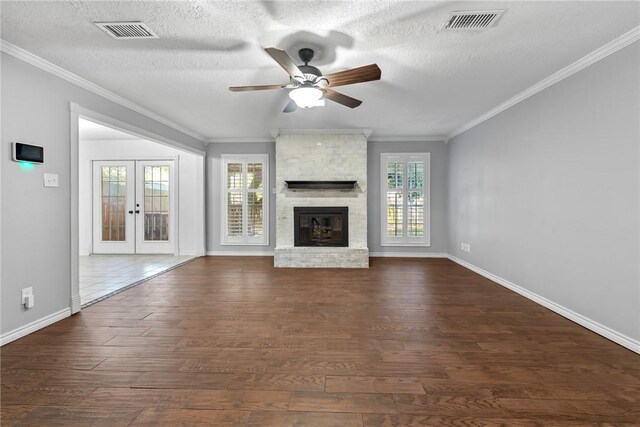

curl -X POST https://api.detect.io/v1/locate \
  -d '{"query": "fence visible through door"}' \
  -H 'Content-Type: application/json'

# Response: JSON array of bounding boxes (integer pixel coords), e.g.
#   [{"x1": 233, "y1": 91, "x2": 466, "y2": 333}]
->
[{"x1": 92, "y1": 160, "x2": 175, "y2": 254}]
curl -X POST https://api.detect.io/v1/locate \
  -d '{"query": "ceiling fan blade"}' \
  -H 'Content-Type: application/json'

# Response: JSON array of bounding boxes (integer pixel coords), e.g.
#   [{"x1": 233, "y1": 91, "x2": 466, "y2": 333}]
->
[
  {"x1": 229, "y1": 84, "x2": 287, "y2": 92},
  {"x1": 264, "y1": 47, "x2": 305, "y2": 79},
  {"x1": 326, "y1": 64, "x2": 381, "y2": 87},
  {"x1": 323, "y1": 88, "x2": 362, "y2": 109},
  {"x1": 283, "y1": 100, "x2": 298, "y2": 113}
]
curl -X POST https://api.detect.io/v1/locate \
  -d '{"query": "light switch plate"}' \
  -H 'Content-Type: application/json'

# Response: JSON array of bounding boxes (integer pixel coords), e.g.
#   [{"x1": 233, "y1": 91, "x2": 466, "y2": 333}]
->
[
  {"x1": 44, "y1": 173, "x2": 59, "y2": 187},
  {"x1": 22, "y1": 287, "x2": 33, "y2": 300}
]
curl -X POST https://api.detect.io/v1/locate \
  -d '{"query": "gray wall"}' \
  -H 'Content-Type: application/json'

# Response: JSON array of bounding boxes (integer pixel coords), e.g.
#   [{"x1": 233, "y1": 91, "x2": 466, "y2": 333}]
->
[
  {"x1": 368, "y1": 140, "x2": 448, "y2": 254},
  {"x1": 1, "y1": 53, "x2": 204, "y2": 336},
  {"x1": 206, "y1": 142, "x2": 276, "y2": 254},
  {"x1": 447, "y1": 43, "x2": 640, "y2": 341}
]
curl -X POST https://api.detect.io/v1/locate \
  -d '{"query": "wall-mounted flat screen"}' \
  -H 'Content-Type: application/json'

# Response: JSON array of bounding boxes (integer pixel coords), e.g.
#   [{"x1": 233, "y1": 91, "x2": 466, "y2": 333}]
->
[{"x1": 12, "y1": 142, "x2": 44, "y2": 164}]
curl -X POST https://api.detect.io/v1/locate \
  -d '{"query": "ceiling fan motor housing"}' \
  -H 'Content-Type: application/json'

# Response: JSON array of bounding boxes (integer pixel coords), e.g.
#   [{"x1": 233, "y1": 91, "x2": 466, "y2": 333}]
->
[
  {"x1": 296, "y1": 48, "x2": 327, "y2": 85},
  {"x1": 299, "y1": 64, "x2": 322, "y2": 77},
  {"x1": 298, "y1": 48, "x2": 315, "y2": 64}
]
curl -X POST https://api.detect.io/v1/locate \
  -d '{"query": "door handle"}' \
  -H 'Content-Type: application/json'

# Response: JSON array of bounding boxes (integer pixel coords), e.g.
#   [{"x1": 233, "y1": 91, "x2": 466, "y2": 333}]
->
[
  {"x1": 128, "y1": 210, "x2": 134, "y2": 214},
  {"x1": 135, "y1": 210, "x2": 140, "y2": 214}
]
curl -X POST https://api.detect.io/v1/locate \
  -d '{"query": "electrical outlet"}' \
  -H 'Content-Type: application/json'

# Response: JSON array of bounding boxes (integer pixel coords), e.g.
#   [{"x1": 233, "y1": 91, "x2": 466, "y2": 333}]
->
[
  {"x1": 44, "y1": 173, "x2": 59, "y2": 187},
  {"x1": 461, "y1": 242, "x2": 471, "y2": 253},
  {"x1": 21, "y1": 287, "x2": 34, "y2": 309}
]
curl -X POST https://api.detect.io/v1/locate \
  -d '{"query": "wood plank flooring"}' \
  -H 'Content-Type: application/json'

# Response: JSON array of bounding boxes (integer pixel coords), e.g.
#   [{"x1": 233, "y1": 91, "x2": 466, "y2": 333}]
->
[{"x1": 1, "y1": 257, "x2": 638, "y2": 426}]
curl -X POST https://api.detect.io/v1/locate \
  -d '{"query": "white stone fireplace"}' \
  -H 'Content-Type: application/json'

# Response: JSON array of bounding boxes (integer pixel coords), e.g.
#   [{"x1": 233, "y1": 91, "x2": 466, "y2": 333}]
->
[{"x1": 274, "y1": 132, "x2": 369, "y2": 268}]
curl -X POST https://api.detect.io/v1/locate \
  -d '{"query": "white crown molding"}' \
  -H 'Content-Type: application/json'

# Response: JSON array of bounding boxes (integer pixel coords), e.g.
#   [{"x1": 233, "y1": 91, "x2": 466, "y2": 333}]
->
[
  {"x1": 271, "y1": 128, "x2": 373, "y2": 138},
  {"x1": 206, "y1": 135, "x2": 448, "y2": 144},
  {"x1": 0, "y1": 308, "x2": 71, "y2": 346},
  {"x1": 367, "y1": 136, "x2": 447, "y2": 142},
  {"x1": 447, "y1": 255, "x2": 640, "y2": 354},
  {"x1": 0, "y1": 39, "x2": 205, "y2": 142},
  {"x1": 207, "y1": 137, "x2": 275, "y2": 144},
  {"x1": 448, "y1": 25, "x2": 640, "y2": 141}
]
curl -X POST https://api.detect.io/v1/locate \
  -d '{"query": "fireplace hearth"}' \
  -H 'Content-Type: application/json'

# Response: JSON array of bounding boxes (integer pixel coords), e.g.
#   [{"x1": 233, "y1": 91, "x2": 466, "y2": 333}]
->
[{"x1": 294, "y1": 207, "x2": 348, "y2": 247}]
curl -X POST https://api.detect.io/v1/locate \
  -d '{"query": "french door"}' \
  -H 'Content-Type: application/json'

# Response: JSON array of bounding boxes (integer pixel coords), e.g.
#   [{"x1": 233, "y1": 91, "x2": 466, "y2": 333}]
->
[{"x1": 92, "y1": 160, "x2": 175, "y2": 254}]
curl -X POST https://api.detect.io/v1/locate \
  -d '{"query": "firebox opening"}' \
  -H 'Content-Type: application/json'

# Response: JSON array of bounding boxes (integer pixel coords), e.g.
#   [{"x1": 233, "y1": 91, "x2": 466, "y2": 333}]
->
[{"x1": 294, "y1": 207, "x2": 348, "y2": 247}]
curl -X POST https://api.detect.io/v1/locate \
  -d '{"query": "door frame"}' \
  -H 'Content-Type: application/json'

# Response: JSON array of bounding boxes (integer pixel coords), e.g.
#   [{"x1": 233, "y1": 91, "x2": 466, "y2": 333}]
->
[{"x1": 70, "y1": 103, "x2": 206, "y2": 314}]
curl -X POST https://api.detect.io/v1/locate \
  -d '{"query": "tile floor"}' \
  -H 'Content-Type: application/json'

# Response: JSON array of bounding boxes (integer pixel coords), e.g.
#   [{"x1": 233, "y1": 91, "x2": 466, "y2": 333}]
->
[{"x1": 79, "y1": 254, "x2": 196, "y2": 306}]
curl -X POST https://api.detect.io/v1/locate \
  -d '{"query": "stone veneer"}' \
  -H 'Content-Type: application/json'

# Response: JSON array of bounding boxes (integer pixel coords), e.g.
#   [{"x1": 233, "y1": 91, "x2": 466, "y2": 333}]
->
[{"x1": 274, "y1": 134, "x2": 368, "y2": 268}]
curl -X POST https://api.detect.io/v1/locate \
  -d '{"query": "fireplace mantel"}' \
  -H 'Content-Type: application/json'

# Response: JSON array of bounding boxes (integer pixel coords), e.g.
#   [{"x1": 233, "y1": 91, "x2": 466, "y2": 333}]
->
[{"x1": 285, "y1": 180, "x2": 357, "y2": 190}]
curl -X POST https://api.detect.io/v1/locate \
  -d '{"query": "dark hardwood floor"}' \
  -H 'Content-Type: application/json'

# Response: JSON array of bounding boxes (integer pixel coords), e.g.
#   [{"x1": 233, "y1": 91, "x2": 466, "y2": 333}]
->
[{"x1": 1, "y1": 257, "x2": 638, "y2": 426}]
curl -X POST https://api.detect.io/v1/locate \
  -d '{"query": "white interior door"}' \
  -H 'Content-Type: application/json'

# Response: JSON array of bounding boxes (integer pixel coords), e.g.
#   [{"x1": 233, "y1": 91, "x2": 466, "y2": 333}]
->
[
  {"x1": 92, "y1": 161, "x2": 136, "y2": 254},
  {"x1": 135, "y1": 160, "x2": 176, "y2": 254},
  {"x1": 92, "y1": 160, "x2": 176, "y2": 254}
]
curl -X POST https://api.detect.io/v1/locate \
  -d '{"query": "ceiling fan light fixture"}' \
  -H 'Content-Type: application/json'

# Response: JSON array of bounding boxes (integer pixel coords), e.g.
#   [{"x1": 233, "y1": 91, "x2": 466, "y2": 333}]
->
[
  {"x1": 229, "y1": 47, "x2": 379, "y2": 111},
  {"x1": 289, "y1": 87, "x2": 324, "y2": 108}
]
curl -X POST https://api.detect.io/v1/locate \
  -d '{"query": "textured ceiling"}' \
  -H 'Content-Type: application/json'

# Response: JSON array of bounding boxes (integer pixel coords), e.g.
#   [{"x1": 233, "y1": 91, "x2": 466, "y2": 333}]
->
[{"x1": 2, "y1": 1, "x2": 638, "y2": 140}]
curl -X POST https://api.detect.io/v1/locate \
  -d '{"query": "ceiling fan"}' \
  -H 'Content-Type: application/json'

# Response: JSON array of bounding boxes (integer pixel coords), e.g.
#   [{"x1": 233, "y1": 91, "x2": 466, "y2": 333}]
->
[{"x1": 229, "y1": 47, "x2": 381, "y2": 113}]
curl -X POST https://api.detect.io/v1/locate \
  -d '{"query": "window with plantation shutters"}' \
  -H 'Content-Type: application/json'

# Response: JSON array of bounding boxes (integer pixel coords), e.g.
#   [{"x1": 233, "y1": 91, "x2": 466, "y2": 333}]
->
[
  {"x1": 381, "y1": 153, "x2": 430, "y2": 246},
  {"x1": 221, "y1": 154, "x2": 269, "y2": 245}
]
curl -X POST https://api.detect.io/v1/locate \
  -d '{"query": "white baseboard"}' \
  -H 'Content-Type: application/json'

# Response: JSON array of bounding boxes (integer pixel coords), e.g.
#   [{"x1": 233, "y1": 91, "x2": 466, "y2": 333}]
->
[
  {"x1": 71, "y1": 295, "x2": 81, "y2": 314},
  {"x1": 206, "y1": 251, "x2": 274, "y2": 256},
  {"x1": 370, "y1": 252, "x2": 448, "y2": 258},
  {"x1": 447, "y1": 254, "x2": 640, "y2": 354},
  {"x1": 0, "y1": 308, "x2": 71, "y2": 346}
]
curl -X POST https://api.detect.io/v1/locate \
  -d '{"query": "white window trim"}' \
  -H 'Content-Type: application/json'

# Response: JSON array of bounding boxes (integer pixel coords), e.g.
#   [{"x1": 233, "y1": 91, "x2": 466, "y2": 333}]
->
[
  {"x1": 221, "y1": 154, "x2": 269, "y2": 246},
  {"x1": 380, "y1": 152, "x2": 431, "y2": 247}
]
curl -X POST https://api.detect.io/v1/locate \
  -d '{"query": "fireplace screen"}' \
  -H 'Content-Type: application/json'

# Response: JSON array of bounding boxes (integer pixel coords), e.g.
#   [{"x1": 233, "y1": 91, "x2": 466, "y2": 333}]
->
[{"x1": 294, "y1": 207, "x2": 348, "y2": 247}]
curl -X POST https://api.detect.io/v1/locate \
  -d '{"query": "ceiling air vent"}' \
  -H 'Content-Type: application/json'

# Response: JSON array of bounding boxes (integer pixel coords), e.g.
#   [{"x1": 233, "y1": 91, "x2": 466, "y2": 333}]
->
[
  {"x1": 94, "y1": 22, "x2": 159, "y2": 39},
  {"x1": 444, "y1": 10, "x2": 505, "y2": 30}
]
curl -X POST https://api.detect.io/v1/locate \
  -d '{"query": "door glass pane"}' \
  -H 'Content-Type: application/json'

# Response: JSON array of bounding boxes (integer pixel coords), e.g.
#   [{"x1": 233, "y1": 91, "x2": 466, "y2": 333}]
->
[
  {"x1": 101, "y1": 166, "x2": 127, "y2": 241},
  {"x1": 386, "y1": 192, "x2": 403, "y2": 237},
  {"x1": 143, "y1": 165, "x2": 170, "y2": 241},
  {"x1": 407, "y1": 191, "x2": 424, "y2": 237},
  {"x1": 110, "y1": 167, "x2": 119, "y2": 181},
  {"x1": 387, "y1": 162, "x2": 403, "y2": 189},
  {"x1": 247, "y1": 191, "x2": 263, "y2": 237},
  {"x1": 227, "y1": 192, "x2": 243, "y2": 236}
]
